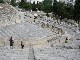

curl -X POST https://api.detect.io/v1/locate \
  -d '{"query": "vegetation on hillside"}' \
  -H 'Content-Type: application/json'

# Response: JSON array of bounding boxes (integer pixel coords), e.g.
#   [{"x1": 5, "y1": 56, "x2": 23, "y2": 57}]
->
[
  {"x1": 0, "y1": 0, "x2": 4, "y2": 3},
  {"x1": 19, "y1": 0, "x2": 31, "y2": 10},
  {"x1": 10, "y1": 0, "x2": 16, "y2": 6},
  {"x1": 53, "y1": 0, "x2": 74, "y2": 20},
  {"x1": 73, "y1": 0, "x2": 80, "y2": 22},
  {"x1": 5, "y1": 0, "x2": 80, "y2": 23}
]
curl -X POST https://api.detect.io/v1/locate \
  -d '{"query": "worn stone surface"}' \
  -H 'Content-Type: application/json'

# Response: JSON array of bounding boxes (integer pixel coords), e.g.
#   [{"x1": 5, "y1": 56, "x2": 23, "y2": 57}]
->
[
  {"x1": 0, "y1": 3, "x2": 80, "y2": 60},
  {"x1": 0, "y1": 23, "x2": 54, "y2": 40}
]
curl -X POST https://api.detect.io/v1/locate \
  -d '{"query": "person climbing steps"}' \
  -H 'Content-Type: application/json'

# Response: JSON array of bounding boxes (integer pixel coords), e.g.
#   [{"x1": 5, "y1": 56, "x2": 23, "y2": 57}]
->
[
  {"x1": 9, "y1": 36, "x2": 14, "y2": 49},
  {"x1": 21, "y1": 41, "x2": 24, "y2": 49}
]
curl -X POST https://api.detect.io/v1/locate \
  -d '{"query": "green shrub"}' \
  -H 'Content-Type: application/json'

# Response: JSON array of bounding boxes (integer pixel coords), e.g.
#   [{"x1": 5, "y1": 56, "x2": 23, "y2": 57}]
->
[{"x1": 0, "y1": 0, "x2": 4, "y2": 3}]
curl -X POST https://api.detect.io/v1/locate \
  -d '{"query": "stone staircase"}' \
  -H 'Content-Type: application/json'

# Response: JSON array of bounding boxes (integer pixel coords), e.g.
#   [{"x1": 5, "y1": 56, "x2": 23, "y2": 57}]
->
[{"x1": 0, "y1": 46, "x2": 29, "y2": 60}]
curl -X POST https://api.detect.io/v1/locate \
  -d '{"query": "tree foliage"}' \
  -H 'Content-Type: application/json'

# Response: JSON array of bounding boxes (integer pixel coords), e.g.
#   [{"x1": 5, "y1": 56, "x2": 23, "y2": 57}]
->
[
  {"x1": 73, "y1": 0, "x2": 80, "y2": 22},
  {"x1": 43, "y1": 0, "x2": 52, "y2": 13},
  {"x1": 0, "y1": 0, "x2": 4, "y2": 3},
  {"x1": 31, "y1": 1, "x2": 37, "y2": 11},
  {"x1": 10, "y1": 0, "x2": 16, "y2": 6},
  {"x1": 53, "y1": 0, "x2": 73, "y2": 19},
  {"x1": 37, "y1": 1, "x2": 44, "y2": 11},
  {"x1": 19, "y1": 0, "x2": 31, "y2": 10}
]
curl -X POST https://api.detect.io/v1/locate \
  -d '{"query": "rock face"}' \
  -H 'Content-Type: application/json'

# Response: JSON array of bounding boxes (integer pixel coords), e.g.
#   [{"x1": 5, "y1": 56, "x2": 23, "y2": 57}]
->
[
  {"x1": 0, "y1": 23, "x2": 53, "y2": 40},
  {"x1": 0, "y1": 3, "x2": 80, "y2": 60},
  {"x1": 0, "y1": 3, "x2": 21, "y2": 27}
]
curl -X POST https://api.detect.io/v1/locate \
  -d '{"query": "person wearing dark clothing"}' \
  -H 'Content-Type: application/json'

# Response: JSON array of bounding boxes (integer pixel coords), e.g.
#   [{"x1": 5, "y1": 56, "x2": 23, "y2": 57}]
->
[
  {"x1": 21, "y1": 41, "x2": 24, "y2": 49},
  {"x1": 9, "y1": 37, "x2": 14, "y2": 49},
  {"x1": 66, "y1": 37, "x2": 68, "y2": 40}
]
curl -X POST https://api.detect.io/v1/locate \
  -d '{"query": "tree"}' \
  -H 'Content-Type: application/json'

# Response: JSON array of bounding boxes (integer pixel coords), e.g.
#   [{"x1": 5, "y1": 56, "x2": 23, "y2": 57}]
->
[
  {"x1": 21, "y1": 0, "x2": 25, "y2": 3},
  {"x1": 19, "y1": 0, "x2": 31, "y2": 10},
  {"x1": 37, "y1": 1, "x2": 44, "y2": 11},
  {"x1": 19, "y1": 0, "x2": 25, "y2": 8},
  {"x1": 23, "y1": 2, "x2": 32, "y2": 10},
  {"x1": 53, "y1": 0, "x2": 73, "y2": 20},
  {"x1": 43, "y1": 0, "x2": 52, "y2": 13},
  {"x1": 73, "y1": 0, "x2": 80, "y2": 22},
  {"x1": 10, "y1": 0, "x2": 16, "y2": 6},
  {"x1": 0, "y1": 0, "x2": 4, "y2": 3},
  {"x1": 32, "y1": 1, "x2": 37, "y2": 11},
  {"x1": 53, "y1": 0, "x2": 58, "y2": 15}
]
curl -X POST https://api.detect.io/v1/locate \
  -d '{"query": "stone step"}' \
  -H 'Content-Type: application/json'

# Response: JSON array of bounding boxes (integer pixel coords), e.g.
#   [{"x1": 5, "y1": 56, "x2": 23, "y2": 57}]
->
[{"x1": 0, "y1": 46, "x2": 29, "y2": 60}]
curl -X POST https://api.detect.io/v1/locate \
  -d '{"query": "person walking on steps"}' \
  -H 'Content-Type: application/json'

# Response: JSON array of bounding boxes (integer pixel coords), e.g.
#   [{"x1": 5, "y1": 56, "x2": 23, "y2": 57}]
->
[
  {"x1": 9, "y1": 36, "x2": 14, "y2": 49},
  {"x1": 21, "y1": 41, "x2": 24, "y2": 49}
]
